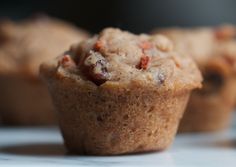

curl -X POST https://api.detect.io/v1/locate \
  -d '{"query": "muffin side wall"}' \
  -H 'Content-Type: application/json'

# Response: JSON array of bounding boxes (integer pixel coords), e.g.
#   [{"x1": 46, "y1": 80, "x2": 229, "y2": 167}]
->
[{"x1": 46, "y1": 75, "x2": 190, "y2": 155}]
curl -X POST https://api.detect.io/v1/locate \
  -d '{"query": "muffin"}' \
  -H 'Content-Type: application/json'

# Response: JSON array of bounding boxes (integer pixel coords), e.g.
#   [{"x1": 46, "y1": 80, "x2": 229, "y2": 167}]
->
[
  {"x1": 40, "y1": 28, "x2": 202, "y2": 155},
  {"x1": 155, "y1": 26, "x2": 236, "y2": 132},
  {"x1": 0, "y1": 15, "x2": 89, "y2": 125}
]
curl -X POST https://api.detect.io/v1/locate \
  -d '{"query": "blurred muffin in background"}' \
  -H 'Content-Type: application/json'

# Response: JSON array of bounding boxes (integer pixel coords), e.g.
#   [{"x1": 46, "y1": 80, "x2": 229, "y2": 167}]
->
[
  {"x1": 0, "y1": 15, "x2": 89, "y2": 125},
  {"x1": 153, "y1": 25, "x2": 236, "y2": 132}
]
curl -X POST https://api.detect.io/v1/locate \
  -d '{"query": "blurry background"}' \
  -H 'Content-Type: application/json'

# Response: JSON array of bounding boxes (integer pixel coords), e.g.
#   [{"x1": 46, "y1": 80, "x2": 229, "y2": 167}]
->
[{"x1": 0, "y1": 0, "x2": 236, "y2": 33}]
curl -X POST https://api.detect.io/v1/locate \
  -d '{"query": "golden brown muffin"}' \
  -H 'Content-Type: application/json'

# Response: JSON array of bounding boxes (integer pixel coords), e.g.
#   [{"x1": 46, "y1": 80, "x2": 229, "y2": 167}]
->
[
  {"x1": 40, "y1": 28, "x2": 202, "y2": 155},
  {"x1": 0, "y1": 16, "x2": 89, "y2": 125},
  {"x1": 155, "y1": 25, "x2": 236, "y2": 132}
]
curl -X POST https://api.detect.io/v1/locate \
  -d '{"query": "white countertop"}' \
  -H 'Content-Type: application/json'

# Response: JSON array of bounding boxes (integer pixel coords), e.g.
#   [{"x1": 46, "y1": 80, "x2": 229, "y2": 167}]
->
[{"x1": 0, "y1": 118, "x2": 236, "y2": 167}]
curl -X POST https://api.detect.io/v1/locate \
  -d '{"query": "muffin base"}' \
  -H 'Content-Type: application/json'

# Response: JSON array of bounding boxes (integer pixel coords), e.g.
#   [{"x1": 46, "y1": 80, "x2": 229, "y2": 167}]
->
[
  {"x1": 0, "y1": 75, "x2": 56, "y2": 125},
  {"x1": 44, "y1": 70, "x2": 191, "y2": 155}
]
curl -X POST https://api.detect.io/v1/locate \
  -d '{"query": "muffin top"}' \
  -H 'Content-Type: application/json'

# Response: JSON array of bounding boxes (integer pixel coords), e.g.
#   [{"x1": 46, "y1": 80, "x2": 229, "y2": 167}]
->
[
  {"x1": 42, "y1": 28, "x2": 202, "y2": 91},
  {"x1": 155, "y1": 28, "x2": 215, "y2": 67},
  {"x1": 0, "y1": 15, "x2": 89, "y2": 77},
  {"x1": 155, "y1": 25, "x2": 236, "y2": 75}
]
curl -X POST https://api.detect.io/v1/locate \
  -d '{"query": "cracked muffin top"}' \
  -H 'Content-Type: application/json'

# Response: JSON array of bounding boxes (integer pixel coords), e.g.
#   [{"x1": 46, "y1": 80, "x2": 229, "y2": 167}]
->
[
  {"x1": 41, "y1": 28, "x2": 202, "y2": 91},
  {"x1": 0, "y1": 15, "x2": 89, "y2": 77}
]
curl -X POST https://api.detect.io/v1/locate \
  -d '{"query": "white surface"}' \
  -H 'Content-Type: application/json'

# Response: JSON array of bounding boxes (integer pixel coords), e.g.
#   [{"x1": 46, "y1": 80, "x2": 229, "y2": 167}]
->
[{"x1": 0, "y1": 122, "x2": 236, "y2": 167}]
